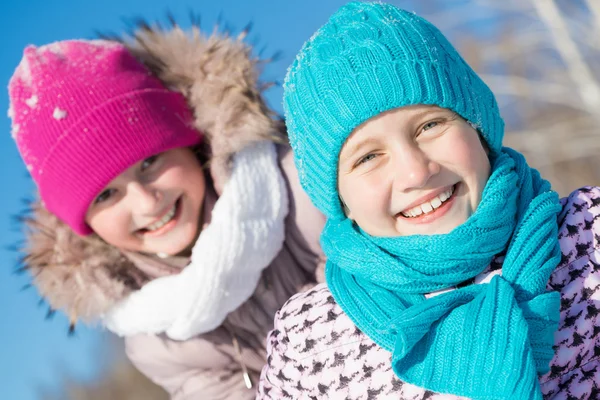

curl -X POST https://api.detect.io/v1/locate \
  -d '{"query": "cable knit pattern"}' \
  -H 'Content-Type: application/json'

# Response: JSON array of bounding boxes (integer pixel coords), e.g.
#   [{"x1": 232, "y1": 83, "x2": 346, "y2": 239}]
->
[
  {"x1": 104, "y1": 142, "x2": 288, "y2": 340},
  {"x1": 322, "y1": 149, "x2": 561, "y2": 399},
  {"x1": 283, "y1": 2, "x2": 503, "y2": 219},
  {"x1": 259, "y1": 187, "x2": 600, "y2": 400}
]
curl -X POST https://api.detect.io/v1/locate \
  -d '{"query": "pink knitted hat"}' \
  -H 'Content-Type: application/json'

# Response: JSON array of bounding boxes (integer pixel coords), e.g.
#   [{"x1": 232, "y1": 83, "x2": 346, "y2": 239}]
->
[{"x1": 8, "y1": 40, "x2": 202, "y2": 235}]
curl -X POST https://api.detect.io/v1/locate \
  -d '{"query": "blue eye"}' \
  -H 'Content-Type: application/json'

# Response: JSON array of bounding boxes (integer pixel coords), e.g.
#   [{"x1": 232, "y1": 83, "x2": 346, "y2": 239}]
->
[
  {"x1": 94, "y1": 188, "x2": 115, "y2": 204},
  {"x1": 357, "y1": 153, "x2": 377, "y2": 166},
  {"x1": 422, "y1": 121, "x2": 439, "y2": 131},
  {"x1": 141, "y1": 155, "x2": 159, "y2": 172}
]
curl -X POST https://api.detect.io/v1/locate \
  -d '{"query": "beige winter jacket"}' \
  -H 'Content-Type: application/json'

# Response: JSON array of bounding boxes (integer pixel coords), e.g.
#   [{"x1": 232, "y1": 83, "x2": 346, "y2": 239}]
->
[
  {"x1": 20, "y1": 23, "x2": 325, "y2": 400},
  {"x1": 125, "y1": 145, "x2": 324, "y2": 399}
]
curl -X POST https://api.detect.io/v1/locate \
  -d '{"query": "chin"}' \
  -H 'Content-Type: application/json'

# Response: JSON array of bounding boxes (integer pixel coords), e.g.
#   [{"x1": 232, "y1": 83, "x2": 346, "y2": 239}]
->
[
  {"x1": 173, "y1": 227, "x2": 200, "y2": 256},
  {"x1": 144, "y1": 234, "x2": 193, "y2": 258}
]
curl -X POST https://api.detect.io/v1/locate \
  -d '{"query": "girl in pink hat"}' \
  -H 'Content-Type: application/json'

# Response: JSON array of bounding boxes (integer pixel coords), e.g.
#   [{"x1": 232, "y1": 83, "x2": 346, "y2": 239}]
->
[{"x1": 8, "y1": 25, "x2": 325, "y2": 399}]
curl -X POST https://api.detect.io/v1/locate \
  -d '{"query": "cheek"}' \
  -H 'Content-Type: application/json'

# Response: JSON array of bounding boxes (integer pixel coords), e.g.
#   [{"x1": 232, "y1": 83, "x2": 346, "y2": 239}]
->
[
  {"x1": 87, "y1": 208, "x2": 132, "y2": 245},
  {"x1": 339, "y1": 170, "x2": 390, "y2": 217},
  {"x1": 439, "y1": 131, "x2": 489, "y2": 176},
  {"x1": 444, "y1": 135, "x2": 491, "y2": 200},
  {"x1": 462, "y1": 139, "x2": 490, "y2": 184},
  {"x1": 170, "y1": 164, "x2": 207, "y2": 208},
  {"x1": 184, "y1": 167, "x2": 206, "y2": 198}
]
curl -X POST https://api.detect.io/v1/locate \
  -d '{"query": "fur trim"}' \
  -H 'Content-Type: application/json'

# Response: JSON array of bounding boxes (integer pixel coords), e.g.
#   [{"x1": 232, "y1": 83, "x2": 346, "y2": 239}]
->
[
  {"x1": 21, "y1": 201, "x2": 147, "y2": 324},
  {"x1": 122, "y1": 20, "x2": 286, "y2": 189},
  {"x1": 19, "y1": 20, "x2": 286, "y2": 325}
]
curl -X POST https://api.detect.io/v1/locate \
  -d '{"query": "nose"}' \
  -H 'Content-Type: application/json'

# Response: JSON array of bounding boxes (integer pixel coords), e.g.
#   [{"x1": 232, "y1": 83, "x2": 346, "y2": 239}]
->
[
  {"x1": 126, "y1": 182, "x2": 161, "y2": 214},
  {"x1": 393, "y1": 145, "x2": 440, "y2": 192}
]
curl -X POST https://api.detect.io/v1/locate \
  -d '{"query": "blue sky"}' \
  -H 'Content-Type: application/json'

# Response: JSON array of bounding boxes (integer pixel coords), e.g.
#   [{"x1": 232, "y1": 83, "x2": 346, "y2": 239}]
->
[{"x1": 0, "y1": 0, "x2": 469, "y2": 399}]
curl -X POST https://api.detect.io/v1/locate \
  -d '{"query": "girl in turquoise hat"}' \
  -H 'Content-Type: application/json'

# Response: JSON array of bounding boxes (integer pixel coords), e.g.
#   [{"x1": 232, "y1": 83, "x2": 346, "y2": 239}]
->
[{"x1": 258, "y1": 2, "x2": 600, "y2": 399}]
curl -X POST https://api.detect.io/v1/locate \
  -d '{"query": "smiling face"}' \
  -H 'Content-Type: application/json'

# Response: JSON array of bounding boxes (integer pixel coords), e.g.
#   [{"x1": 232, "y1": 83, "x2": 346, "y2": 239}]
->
[
  {"x1": 85, "y1": 147, "x2": 206, "y2": 256},
  {"x1": 337, "y1": 105, "x2": 491, "y2": 237}
]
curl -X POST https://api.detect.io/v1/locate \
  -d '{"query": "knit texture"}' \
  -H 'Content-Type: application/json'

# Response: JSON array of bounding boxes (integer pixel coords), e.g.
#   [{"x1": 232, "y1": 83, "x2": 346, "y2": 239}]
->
[
  {"x1": 104, "y1": 142, "x2": 289, "y2": 340},
  {"x1": 282, "y1": 2, "x2": 562, "y2": 399},
  {"x1": 257, "y1": 187, "x2": 600, "y2": 400},
  {"x1": 284, "y1": 2, "x2": 503, "y2": 219},
  {"x1": 8, "y1": 40, "x2": 201, "y2": 235},
  {"x1": 324, "y1": 149, "x2": 561, "y2": 399}
]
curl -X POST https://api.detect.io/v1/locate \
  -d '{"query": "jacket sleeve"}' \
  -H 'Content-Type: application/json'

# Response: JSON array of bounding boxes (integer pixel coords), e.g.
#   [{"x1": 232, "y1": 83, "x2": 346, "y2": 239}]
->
[
  {"x1": 257, "y1": 309, "x2": 304, "y2": 400},
  {"x1": 125, "y1": 334, "x2": 256, "y2": 400},
  {"x1": 278, "y1": 146, "x2": 327, "y2": 284}
]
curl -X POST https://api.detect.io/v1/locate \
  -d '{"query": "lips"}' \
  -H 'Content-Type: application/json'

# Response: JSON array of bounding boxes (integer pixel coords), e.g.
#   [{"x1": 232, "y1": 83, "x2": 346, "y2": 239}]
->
[
  {"x1": 146, "y1": 203, "x2": 177, "y2": 231},
  {"x1": 138, "y1": 197, "x2": 182, "y2": 235},
  {"x1": 396, "y1": 184, "x2": 459, "y2": 221},
  {"x1": 400, "y1": 185, "x2": 455, "y2": 218}
]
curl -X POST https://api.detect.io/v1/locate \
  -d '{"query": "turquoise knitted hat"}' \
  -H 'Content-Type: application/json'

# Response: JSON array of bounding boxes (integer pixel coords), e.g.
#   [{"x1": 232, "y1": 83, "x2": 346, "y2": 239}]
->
[{"x1": 284, "y1": 1, "x2": 505, "y2": 219}]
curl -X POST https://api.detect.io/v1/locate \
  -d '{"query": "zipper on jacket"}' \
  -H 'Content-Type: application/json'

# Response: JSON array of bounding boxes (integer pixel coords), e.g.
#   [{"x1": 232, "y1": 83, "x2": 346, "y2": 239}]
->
[{"x1": 229, "y1": 327, "x2": 253, "y2": 389}]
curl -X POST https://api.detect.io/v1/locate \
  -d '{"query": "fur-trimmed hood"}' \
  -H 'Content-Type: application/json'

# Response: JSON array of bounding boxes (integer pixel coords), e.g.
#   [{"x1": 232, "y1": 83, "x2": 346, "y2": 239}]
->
[{"x1": 20, "y1": 20, "x2": 285, "y2": 328}]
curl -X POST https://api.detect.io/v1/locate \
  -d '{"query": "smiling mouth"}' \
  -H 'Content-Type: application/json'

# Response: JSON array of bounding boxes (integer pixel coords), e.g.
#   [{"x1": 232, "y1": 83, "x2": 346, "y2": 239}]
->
[
  {"x1": 399, "y1": 184, "x2": 457, "y2": 219},
  {"x1": 138, "y1": 197, "x2": 182, "y2": 235}
]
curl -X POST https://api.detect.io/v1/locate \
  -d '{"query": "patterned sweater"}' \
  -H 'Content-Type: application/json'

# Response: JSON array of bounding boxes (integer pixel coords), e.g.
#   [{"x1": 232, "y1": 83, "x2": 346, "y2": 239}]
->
[{"x1": 258, "y1": 187, "x2": 600, "y2": 400}]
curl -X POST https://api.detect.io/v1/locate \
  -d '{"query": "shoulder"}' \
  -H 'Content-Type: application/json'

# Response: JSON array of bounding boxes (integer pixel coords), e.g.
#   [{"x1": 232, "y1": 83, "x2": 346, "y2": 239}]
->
[
  {"x1": 273, "y1": 283, "x2": 364, "y2": 358},
  {"x1": 556, "y1": 186, "x2": 600, "y2": 268},
  {"x1": 559, "y1": 186, "x2": 600, "y2": 218},
  {"x1": 276, "y1": 283, "x2": 339, "y2": 328},
  {"x1": 275, "y1": 283, "x2": 336, "y2": 332}
]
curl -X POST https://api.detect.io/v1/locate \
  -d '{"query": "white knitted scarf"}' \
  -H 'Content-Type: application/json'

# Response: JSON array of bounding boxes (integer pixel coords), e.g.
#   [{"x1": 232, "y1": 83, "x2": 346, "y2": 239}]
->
[{"x1": 103, "y1": 142, "x2": 288, "y2": 340}]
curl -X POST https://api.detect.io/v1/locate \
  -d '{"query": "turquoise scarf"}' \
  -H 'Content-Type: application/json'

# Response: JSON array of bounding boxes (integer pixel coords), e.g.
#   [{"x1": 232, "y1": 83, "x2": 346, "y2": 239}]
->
[{"x1": 323, "y1": 148, "x2": 562, "y2": 399}]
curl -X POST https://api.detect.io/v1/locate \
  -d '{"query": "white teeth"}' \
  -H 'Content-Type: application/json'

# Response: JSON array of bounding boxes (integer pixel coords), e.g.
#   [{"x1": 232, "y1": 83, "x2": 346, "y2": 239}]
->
[
  {"x1": 410, "y1": 207, "x2": 423, "y2": 217},
  {"x1": 146, "y1": 204, "x2": 177, "y2": 231},
  {"x1": 401, "y1": 186, "x2": 454, "y2": 218},
  {"x1": 421, "y1": 202, "x2": 433, "y2": 213}
]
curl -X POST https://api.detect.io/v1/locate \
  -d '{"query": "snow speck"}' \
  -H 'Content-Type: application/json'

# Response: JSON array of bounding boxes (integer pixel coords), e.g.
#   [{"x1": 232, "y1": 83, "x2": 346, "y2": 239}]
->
[
  {"x1": 25, "y1": 94, "x2": 39, "y2": 109},
  {"x1": 53, "y1": 107, "x2": 67, "y2": 120},
  {"x1": 44, "y1": 42, "x2": 65, "y2": 57},
  {"x1": 26, "y1": 164, "x2": 33, "y2": 171},
  {"x1": 468, "y1": 121, "x2": 480, "y2": 131},
  {"x1": 11, "y1": 124, "x2": 20, "y2": 139},
  {"x1": 7, "y1": 104, "x2": 14, "y2": 119},
  {"x1": 14, "y1": 57, "x2": 33, "y2": 86}
]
